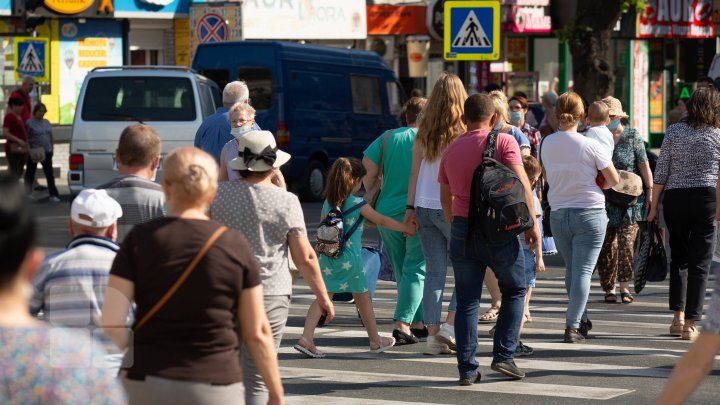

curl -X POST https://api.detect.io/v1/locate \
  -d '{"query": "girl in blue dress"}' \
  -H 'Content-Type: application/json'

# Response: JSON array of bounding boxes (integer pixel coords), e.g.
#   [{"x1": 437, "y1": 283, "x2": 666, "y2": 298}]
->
[{"x1": 294, "y1": 157, "x2": 414, "y2": 358}]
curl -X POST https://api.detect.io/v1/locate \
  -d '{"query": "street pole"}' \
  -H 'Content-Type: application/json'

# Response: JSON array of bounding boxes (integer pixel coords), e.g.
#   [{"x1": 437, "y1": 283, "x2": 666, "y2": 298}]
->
[{"x1": 558, "y1": 40, "x2": 569, "y2": 94}]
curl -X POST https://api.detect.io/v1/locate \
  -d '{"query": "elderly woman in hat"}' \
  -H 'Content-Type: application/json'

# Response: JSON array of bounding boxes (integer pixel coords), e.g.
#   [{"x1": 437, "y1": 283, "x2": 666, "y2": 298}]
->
[
  {"x1": 210, "y1": 130, "x2": 334, "y2": 405},
  {"x1": 596, "y1": 96, "x2": 654, "y2": 305}
]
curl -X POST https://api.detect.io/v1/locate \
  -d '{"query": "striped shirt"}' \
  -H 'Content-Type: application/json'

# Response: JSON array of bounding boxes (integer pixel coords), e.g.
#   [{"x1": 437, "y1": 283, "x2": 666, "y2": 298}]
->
[
  {"x1": 30, "y1": 235, "x2": 119, "y2": 331},
  {"x1": 654, "y1": 122, "x2": 720, "y2": 190},
  {"x1": 97, "y1": 174, "x2": 165, "y2": 242}
]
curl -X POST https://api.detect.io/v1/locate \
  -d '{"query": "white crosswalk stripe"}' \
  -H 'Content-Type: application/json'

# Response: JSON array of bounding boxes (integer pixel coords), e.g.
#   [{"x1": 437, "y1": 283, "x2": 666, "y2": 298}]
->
[{"x1": 280, "y1": 275, "x2": 718, "y2": 402}]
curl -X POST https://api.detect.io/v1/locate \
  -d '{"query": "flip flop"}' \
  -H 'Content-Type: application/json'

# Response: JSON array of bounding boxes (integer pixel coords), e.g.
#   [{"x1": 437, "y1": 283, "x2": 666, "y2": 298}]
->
[
  {"x1": 604, "y1": 292, "x2": 617, "y2": 303},
  {"x1": 370, "y1": 336, "x2": 396, "y2": 353},
  {"x1": 293, "y1": 337, "x2": 326, "y2": 358},
  {"x1": 479, "y1": 306, "x2": 500, "y2": 323}
]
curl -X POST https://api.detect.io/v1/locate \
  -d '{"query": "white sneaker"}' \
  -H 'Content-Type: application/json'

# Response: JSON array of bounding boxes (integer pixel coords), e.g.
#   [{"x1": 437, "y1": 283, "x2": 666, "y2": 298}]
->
[
  {"x1": 424, "y1": 336, "x2": 454, "y2": 355},
  {"x1": 436, "y1": 323, "x2": 456, "y2": 351},
  {"x1": 49, "y1": 196, "x2": 61, "y2": 203}
]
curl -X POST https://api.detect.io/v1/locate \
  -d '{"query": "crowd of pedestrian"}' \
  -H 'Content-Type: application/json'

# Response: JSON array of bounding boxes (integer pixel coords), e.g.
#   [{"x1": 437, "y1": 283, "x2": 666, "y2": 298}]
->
[{"x1": 2, "y1": 74, "x2": 720, "y2": 403}]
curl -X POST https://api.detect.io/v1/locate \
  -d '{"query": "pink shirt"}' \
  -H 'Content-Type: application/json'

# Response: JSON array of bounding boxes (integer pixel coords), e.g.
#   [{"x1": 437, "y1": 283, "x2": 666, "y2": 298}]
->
[{"x1": 438, "y1": 129, "x2": 522, "y2": 218}]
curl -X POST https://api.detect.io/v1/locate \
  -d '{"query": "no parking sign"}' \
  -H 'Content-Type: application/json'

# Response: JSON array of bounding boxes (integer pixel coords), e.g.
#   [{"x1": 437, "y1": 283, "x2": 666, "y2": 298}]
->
[{"x1": 196, "y1": 13, "x2": 229, "y2": 44}]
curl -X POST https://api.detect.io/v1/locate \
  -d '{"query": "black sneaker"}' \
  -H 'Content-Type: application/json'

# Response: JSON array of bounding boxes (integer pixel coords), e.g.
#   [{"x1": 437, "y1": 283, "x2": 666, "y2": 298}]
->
[
  {"x1": 579, "y1": 319, "x2": 593, "y2": 338},
  {"x1": 564, "y1": 328, "x2": 586, "y2": 343},
  {"x1": 458, "y1": 372, "x2": 481, "y2": 386},
  {"x1": 515, "y1": 341, "x2": 534, "y2": 356},
  {"x1": 393, "y1": 329, "x2": 419, "y2": 345},
  {"x1": 411, "y1": 326, "x2": 429, "y2": 341},
  {"x1": 491, "y1": 360, "x2": 525, "y2": 380}
]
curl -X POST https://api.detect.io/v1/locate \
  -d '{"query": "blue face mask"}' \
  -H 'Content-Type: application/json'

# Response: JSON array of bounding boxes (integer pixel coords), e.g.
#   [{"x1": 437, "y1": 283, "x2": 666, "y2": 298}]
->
[
  {"x1": 493, "y1": 121, "x2": 503, "y2": 131},
  {"x1": 607, "y1": 119, "x2": 620, "y2": 131},
  {"x1": 577, "y1": 119, "x2": 585, "y2": 131},
  {"x1": 509, "y1": 111, "x2": 523, "y2": 126},
  {"x1": 231, "y1": 126, "x2": 254, "y2": 139}
]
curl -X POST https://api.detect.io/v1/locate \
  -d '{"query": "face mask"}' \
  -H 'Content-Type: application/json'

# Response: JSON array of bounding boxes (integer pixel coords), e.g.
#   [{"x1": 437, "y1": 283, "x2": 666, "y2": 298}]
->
[
  {"x1": 509, "y1": 111, "x2": 523, "y2": 125},
  {"x1": 493, "y1": 121, "x2": 503, "y2": 131},
  {"x1": 231, "y1": 126, "x2": 253, "y2": 138},
  {"x1": 607, "y1": 119, "x2": 621, "y2": 131},
  {"x1": 577, "y1": 119, "x2": 585, "y2": 131}
]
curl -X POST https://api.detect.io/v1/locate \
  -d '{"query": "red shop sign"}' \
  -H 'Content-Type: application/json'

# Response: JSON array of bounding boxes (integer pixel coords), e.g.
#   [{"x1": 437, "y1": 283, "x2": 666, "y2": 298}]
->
[{"x1": 638, "y1": 0, "x2": 714, "y2": 38}]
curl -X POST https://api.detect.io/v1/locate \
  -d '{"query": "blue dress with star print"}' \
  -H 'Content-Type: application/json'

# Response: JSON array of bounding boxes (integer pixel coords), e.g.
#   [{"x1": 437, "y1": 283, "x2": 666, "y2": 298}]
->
[{"x1": 319, "y1": 196, "x2": 368, "y2": 294}]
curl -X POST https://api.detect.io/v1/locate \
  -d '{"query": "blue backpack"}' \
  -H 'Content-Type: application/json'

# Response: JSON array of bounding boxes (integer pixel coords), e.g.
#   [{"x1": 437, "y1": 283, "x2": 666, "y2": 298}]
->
[{"x1": 316, "y1": 200, "x2": 366, "y2": 259}]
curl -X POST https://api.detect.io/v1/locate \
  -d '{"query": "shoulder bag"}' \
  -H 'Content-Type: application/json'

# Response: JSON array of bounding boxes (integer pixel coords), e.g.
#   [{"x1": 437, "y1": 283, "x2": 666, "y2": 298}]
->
[
  {"x1": 538, "y1": 134, "x2": 553, "y2": 237},
  {"x1": 133, "y1": 225, "x2": 228, "y2": 334},
  {"x1": 364, "y1": 129, "x2": 392, "y2": 208}
]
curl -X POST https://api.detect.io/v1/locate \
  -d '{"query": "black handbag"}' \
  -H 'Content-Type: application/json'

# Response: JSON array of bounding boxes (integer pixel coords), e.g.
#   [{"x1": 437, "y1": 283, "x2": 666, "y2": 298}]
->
[
  {"x1": 633, "y1": 220, "x2": 651, "y2": 293},
  {"x1": 538, "y1": 134, "x2": 553, "y2": 237},
  {"x1": 645, "y1": 222, "x2": 668, "y2": 282}
]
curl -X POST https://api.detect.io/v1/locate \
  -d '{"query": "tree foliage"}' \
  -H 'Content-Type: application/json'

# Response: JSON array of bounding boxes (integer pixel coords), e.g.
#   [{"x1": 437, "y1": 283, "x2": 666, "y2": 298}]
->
[{"x1": 554, "y1": 0, "x2": 644, "y2": 103}]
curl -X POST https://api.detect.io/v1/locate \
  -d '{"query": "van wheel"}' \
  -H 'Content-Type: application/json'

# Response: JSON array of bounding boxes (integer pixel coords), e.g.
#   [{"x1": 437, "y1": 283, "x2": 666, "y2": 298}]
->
[{"x1": 301, "y1": 160, "x2": 326, "y2": 202}]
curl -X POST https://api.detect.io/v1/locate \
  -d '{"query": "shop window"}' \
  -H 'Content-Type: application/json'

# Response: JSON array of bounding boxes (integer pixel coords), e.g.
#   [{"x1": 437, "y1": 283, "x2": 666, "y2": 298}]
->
[
  {"x1": 82, "y1": 77, "x2": 196, "y2": 121},
  {"x1": 351, "y1": 76, "x2": 382, "y2": 115},
  {"x1": 238, "y1": 68, "x2": 273, "y2": 110}
]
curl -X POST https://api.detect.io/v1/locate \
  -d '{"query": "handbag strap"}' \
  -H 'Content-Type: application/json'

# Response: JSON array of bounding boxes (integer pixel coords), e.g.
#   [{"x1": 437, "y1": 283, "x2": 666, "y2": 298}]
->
[
  {"x1": 377, "y1": 129, "x2": 393, "y2": 181},
  {"x1": 132, "y1": 225, "x2": 228, "y2": 333}
]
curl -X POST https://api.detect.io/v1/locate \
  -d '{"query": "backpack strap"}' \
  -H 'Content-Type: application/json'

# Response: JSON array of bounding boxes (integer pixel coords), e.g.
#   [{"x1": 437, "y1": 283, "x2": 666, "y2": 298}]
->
[
  {"x1": 342, "y1": 200, "x2": 367, "y2": 243},
  {"x1": 484, "y1": 129, "x2": 500, "y2": 159},
  {"x1": 467, "y1": 129, "x2": 500, "y2": 236}
]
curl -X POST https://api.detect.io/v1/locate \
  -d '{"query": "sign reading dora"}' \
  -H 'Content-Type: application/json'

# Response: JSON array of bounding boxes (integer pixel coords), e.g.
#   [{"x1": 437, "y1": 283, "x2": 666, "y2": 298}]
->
[{"x1": 38, "y1": 0, "x2": 114, "y2": 16}]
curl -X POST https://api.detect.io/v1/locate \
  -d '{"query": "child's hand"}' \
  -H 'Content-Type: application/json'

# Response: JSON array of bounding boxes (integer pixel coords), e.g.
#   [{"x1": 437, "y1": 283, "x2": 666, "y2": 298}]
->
[
  {"x1": 535, "y1": 255, "x2": 545, "y2": 273},
  {"x1": 403, "y1": 222, "x2": 416, "y2": 237}
]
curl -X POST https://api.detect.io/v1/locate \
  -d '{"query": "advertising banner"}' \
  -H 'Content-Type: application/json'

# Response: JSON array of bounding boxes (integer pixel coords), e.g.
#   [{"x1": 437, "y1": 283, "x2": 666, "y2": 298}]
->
[
  {"x1": 631, "y1": 40, "x2": 649, "y2": 143},
  {"x1": 638, "y1": 0, "x2": 714, "y2": 38},
  {"x1": 367, "y1": 5, "x2": 427, "y2": 35},
  {"x1": 58, "y1": 20, "x2": 123, "y2": 125},
  {"x1": 242, "y1": 0, "x2": 366, "y2": 39}
]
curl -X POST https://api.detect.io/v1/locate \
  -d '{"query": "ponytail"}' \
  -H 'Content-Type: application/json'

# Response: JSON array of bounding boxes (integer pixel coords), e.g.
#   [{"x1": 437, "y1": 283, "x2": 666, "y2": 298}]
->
[{"x1": 324, "y1": 157, "x2": 366, "y2": 207}]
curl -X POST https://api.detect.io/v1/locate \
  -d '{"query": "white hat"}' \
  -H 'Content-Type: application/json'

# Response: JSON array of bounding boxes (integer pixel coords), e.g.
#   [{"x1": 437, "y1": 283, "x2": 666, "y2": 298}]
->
[
  {"x1": 71, "y1": 189, "x2": 123, "y2": 228},
  {"x1": 229, "y1": 130, "x2": 291, "y2": 172}
]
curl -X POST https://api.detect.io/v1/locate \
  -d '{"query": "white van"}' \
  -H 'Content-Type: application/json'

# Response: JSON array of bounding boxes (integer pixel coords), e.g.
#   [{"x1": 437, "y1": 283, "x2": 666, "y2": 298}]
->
[{"x1": 68, "y1": 66, "x2": 221, "y2": 195}]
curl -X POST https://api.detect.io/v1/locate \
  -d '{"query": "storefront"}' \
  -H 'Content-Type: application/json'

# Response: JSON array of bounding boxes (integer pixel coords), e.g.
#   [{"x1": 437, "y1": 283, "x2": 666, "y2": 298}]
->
[{"x1": 0, "y1": 0, "x2": 192, "y2": 124}]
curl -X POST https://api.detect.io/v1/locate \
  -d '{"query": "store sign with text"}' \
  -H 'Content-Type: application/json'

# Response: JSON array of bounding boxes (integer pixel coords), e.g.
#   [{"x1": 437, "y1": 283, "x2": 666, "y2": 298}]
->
[
  {"x1": 242, "y1": 0, "x2": 366, "y2": 39},
  {"x1": 638, "y1": 0, "x2": 714, "y2": 38},
  {"x1": 501, "y1": 5, "x2": 551, "y2": 33}
]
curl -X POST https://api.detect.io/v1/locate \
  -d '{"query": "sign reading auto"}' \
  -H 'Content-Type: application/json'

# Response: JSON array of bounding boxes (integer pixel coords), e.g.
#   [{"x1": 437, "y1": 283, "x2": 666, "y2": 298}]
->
[{"x1": 639, "y1": 0, "x2": 714, "y2": 38}]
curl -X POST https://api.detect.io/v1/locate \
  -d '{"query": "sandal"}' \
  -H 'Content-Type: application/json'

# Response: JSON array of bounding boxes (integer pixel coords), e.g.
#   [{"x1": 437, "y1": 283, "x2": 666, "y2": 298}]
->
[
  {"x1": 670, "y1": 320, "x2": 684, "y2": 336},
  {"x1": 479, "y1": 306, "x2": 500, "y2": 323},
  {"x1": 293, "y1": 337, "x2": 326, "y2": 358},
  {"x1": 524, "y1": 311, "x2": 532, "y2": 323},
  {"x1": 370, "y1": 336, "x2": 396, "y2": 353},
  {"x1": 604, "y1": 292, "x2": 617, "y2": 303},
  {"x1": 620, "y1": 292, "x2": 634, "y2": 304},
  {"x1": 682, "y1": 325, "x2": 699, "y2": 341}
]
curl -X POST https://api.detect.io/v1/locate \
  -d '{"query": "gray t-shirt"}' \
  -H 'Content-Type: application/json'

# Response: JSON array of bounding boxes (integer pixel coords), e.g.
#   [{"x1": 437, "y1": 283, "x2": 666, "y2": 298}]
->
[
  {"x1": 210, "y1": 179, "x2": 306, "y2": 296},
  {"x1": 26, "y1": 118, "x2": 53, "y2": 152},
  {"x1": 97, "y1": 175, "x2": 165, "y2": 243}
]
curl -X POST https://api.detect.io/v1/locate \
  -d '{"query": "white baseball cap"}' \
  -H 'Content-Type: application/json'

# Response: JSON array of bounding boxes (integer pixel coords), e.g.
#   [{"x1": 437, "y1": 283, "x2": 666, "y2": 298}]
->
[{"x1": 71, "y1": 189, "x2": 123, "y2": 228}]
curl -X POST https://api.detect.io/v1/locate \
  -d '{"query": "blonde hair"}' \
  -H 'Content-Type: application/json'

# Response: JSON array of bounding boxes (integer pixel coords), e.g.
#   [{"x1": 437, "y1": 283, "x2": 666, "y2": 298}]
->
[
  {"x1": 488, "y1": 90, "x2": 510, "y2": 124},
  {"x1": 416, "y1": 73, "x2": 468, "y2": 162},
  {"x1": 163, "y1": 147, "x2": 218, "y2": 208},
  {"x1": 587, "y1": 101, "x2": 609, "y2": 126},
  {"x1": 324, "y1": 157, "x2": 366, "y2": 207},
  {"x1": 229, "y1": 102, "x2": 256, "y2": 119},
  {"x1": 555, "y1": 92, "x2": 584, "y2": 128}
]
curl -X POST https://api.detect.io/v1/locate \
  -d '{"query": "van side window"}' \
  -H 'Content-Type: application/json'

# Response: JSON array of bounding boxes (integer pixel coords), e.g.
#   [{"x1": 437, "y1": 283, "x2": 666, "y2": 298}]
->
[
  {"x1": 82, "y1": 77, "x2": 196, "y2": 122},
  {"x1": 387, "y1": 81, "x2": 405, "y2": 117},
  {"x1": 199, "y1": 82, "x2": 216, "y2": 119},
  {"x1": 289, "y1": 71, "x2": 348, "y2": 111},
  {"x1": 200, "y1": 69, "x2": 230, "y2": 90},
  {"x1": 350, "y1": 76, "x2": 382, "y2": 115},
  {"x1": 237, "y1": 68, "x2": 273, "y2": 110}
]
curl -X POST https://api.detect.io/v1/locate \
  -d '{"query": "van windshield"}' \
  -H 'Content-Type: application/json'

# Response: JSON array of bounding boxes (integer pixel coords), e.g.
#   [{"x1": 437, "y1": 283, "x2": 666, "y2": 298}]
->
[
  {"x1": 237, "y1": 68, "x2": 273, "y2": 110},
  {"x1": 81, "y1": 77, "x2": 196, "y2": 122}
]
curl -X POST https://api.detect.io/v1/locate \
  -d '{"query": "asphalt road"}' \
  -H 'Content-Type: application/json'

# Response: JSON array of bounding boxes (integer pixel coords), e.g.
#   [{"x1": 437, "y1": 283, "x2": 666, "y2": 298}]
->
[{"x1": 30, "y1": 189, "x2": 720, "y2": 405}]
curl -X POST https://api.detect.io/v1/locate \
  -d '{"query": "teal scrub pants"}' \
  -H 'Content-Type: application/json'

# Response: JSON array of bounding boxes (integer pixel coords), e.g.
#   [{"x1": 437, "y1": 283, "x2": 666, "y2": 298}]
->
[{"x1": 379, "y1": 215, "x2": 426, "y2": 324}]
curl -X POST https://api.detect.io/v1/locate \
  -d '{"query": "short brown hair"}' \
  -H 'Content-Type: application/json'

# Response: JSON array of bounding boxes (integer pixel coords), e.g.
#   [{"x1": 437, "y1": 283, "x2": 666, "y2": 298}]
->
[
  {"x1": 32, "y1": 102, "x2": 46, "y2": 115},
  {"x1": 404, "y1": 97, "x2": 427, "y2": 125},
  {"x1": 116, "y1": 124, "x2": 161, "y2": 167},
  {"x1": 522, "y1": 155, "x2": 542, "y2": 180},
  {"x1": 685, "y1": 87, "x2": 720, "y2": 129},
  {"x1": 463, "y1": 93, "x2": 496, "y2": 123}
]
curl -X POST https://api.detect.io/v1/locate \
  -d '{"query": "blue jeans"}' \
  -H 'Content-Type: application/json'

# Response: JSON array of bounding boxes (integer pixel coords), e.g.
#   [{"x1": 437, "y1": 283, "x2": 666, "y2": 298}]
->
[
  {"x1": 449, "y1": 218, "x2": 526, "y2": 378},
  {"x1": 416, "y1": 207, "x2": 457, "y2": 326},
  {"x1": 549, "y1": 208, "x2": 608, "y2": 329}
]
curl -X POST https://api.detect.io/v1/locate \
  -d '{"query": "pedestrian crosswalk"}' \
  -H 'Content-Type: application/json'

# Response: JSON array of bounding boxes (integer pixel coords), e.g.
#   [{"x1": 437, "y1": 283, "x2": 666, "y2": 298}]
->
[{"x1": 279, "y1": 269, "x2": 720, "y2": 403}]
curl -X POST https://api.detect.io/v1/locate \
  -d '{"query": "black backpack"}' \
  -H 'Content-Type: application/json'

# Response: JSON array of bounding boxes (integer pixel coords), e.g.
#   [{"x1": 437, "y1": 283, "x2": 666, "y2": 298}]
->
[
  {"x1": 316, "y1": 200, "x2": 366, "y2": 259},
  {"x1": 468, "y1": 130, "x2": 534, "y2": 245}
]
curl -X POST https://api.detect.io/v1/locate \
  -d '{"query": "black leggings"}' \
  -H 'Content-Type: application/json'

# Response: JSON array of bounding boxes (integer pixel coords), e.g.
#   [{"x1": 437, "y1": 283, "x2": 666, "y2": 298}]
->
[
  {"x1": 24, "y1": 151, "x2": 59, "y2": 198},
  {"x1": 663, "y1": 187, "x2": 716, "y2": 321}
]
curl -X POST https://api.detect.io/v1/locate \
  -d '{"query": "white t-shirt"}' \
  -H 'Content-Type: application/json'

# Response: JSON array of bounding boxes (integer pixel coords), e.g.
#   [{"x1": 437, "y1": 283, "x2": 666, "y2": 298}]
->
[
  {"x1": 584, "y1": 125, "x2": 614, "y2": 157},
  {"x1": 540, "y1": 131, "x2": 613, "y2": 210},
  {"x1": 414, "y1": 158, "x2": 442, "y2": 209}
]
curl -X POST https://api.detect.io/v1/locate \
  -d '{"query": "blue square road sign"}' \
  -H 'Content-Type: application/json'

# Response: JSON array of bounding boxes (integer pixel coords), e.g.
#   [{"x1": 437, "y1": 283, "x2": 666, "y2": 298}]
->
[{"x1": 444, "y1": 1, "x2": 500, "y2": 61}]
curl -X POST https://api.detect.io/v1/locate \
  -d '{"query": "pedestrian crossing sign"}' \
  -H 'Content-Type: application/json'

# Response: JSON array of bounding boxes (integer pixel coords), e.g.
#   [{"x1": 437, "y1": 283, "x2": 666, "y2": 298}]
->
[
  {"x1": 444, "y1": 1, "x2": 500, "y2": 61},
  {"x1": 14, "y1": 37, "x2": 49, "y2": 82}
]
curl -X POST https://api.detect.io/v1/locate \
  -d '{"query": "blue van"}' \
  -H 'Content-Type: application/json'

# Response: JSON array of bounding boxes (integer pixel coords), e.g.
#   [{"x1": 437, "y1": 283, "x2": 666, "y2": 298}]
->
[{"x1": 192, "y1": 41, "x2": 405, "y2": 200}]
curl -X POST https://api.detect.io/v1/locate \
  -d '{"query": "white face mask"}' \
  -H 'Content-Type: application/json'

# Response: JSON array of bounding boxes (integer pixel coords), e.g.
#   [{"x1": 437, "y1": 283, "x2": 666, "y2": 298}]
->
[{"x1": 231, "y1": 126, "x2": 253, "y2": 138}]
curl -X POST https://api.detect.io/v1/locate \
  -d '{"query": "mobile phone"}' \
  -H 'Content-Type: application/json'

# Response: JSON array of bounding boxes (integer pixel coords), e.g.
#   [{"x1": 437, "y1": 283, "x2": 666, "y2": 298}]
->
[{"x1": 317, "y1": 313, "x2": 327, "y2": 327}]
